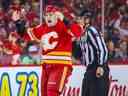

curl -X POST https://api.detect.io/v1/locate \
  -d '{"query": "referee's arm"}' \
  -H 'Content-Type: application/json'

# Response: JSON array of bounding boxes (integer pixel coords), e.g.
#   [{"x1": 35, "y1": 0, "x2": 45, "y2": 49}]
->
[{"x1": 88, "y1": 27, "x2": 108, "y2": 66}]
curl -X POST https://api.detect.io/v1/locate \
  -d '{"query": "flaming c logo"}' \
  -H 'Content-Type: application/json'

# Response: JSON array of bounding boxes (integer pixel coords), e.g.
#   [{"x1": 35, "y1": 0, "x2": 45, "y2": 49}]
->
[{"x1": 41, "y1": 31, "x2": 58, "y2": 51}]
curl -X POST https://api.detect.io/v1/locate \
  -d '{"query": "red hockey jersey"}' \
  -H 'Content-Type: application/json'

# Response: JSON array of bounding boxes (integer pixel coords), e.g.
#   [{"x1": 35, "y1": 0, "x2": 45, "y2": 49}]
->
[{"x1": 27, "y1": 20, "x2": 73, "y2": 65}]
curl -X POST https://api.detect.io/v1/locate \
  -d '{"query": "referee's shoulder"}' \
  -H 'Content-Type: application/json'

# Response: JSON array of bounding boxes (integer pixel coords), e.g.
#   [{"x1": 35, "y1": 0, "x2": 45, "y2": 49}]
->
[
  {"x1": 88, "y1": 26, "x2": 101, "y2": 38},
  {"x1": 88, "y1": 26, "x2": 98, "y2": 34}
]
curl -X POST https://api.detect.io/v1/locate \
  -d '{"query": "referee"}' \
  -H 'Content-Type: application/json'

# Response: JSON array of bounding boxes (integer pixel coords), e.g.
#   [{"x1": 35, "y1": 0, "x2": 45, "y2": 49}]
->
[{"x1": 80, "y1": 11, "x2": 110, "y2": 96}]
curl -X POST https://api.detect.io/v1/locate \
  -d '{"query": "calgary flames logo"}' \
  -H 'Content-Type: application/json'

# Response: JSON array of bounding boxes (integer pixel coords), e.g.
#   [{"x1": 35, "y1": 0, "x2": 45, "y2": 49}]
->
[{"x1": 41, "y1": 31, "x2": 59, "y2": 52}]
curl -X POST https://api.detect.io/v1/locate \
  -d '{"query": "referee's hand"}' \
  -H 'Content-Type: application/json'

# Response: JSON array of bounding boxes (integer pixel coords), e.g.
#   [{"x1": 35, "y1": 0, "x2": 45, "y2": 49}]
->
[{"x1": 96, "y1": 67, "x2": 104, "y2": 78}]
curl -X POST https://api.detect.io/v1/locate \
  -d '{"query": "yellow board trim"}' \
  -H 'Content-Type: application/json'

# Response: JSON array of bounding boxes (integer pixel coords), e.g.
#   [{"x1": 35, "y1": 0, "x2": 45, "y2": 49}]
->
[
  {"x1": 41, "y1": 60, "x2": 72, "y2": 65},
  {"x1": 47, "y1": 52, "x2": 71, "y2": 56},
  {"x1": 59, "y1": 67, "x2": 68, "y2": 92}
]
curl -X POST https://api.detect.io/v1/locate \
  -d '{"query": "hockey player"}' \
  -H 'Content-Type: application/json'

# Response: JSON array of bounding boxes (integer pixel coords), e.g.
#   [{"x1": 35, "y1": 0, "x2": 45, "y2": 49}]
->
[
  {"x1": 29, "y1": 6, "x2": 73, "y2": 96},
  {"x1": 12, "y1": 5, "x2": 75, "y2": 96}
]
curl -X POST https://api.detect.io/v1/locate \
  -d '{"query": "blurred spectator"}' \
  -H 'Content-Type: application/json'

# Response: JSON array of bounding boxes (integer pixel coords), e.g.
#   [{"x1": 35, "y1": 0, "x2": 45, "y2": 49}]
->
[
  {"x1": 8, "y1": 32, "x2": 21, "y2": 65},
  {"x1": 111, "y1": 28, "x2": 120, "y2": 47},
  {"x1": 16, "y1": 38, "x2": 27, "y2": 54},
  {"x1": 107, "y1": 40, "x2": 115, "y2": 60},
  {"x1": 0, "y1": 27, "x2": 8, "y2": 40},
  {"x1": 8, "y1": 21, "x2": 16, "y2": 32},
  {"x1": 71, "y1": 0, "x2": 86, "y2": 16},
  {"x1": 114, "y1": 16, "x2": 128, "y2": 39},
  {"x1": 118, "y1": 40, "x2": 127, "y2": 59},
  {"x1": 0, "y1": 7, "x2": 5, "y2": 20},
  {"x1": 19, "y1": 40, "x2": 42, "y2": 65},
  {"x1": 0, "y1": 40, "x2": 13, "y2": 65},
  {"x1": 0, "y1": 40, "x2": 4, "y2": 56},
  {"x1": 1, "y1": 0, "x2": 12, "y2": 11},
  {"x1": 26, "y1": 9, "x2": 38, "y2": 27}
]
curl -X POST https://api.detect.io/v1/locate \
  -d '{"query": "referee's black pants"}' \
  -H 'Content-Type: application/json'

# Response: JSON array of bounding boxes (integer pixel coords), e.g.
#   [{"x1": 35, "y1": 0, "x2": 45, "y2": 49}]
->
[{"x1": 81, "y1": 64, "x2": 110, "y2": 96}]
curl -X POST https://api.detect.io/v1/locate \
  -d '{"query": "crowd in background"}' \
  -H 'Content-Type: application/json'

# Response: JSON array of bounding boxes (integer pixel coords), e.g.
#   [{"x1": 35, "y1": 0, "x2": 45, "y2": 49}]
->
[
  {"x1": 0, "y1": 0, "x2": 127, "y2": 65},
  {"x1": 64, "y1": 0, "x2": 128, "y2": 63}
]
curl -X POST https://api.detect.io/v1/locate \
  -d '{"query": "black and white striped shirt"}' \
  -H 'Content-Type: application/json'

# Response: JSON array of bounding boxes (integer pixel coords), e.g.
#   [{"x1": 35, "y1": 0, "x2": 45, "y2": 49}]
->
[{"x1": 80, "y1": 26, "x2": 108, "y2": 66}]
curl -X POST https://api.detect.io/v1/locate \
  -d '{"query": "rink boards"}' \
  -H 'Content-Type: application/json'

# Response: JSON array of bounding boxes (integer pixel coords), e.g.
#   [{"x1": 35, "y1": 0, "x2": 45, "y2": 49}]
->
[{"x1": 0, "y1": 65, "x2": 128, "y2": 96}]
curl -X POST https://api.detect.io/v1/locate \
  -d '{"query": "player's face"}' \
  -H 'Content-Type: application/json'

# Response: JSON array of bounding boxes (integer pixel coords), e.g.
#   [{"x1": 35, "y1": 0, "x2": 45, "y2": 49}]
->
[{"x1": 45, "y1": 12, "x2": 58, "y2": 27}]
